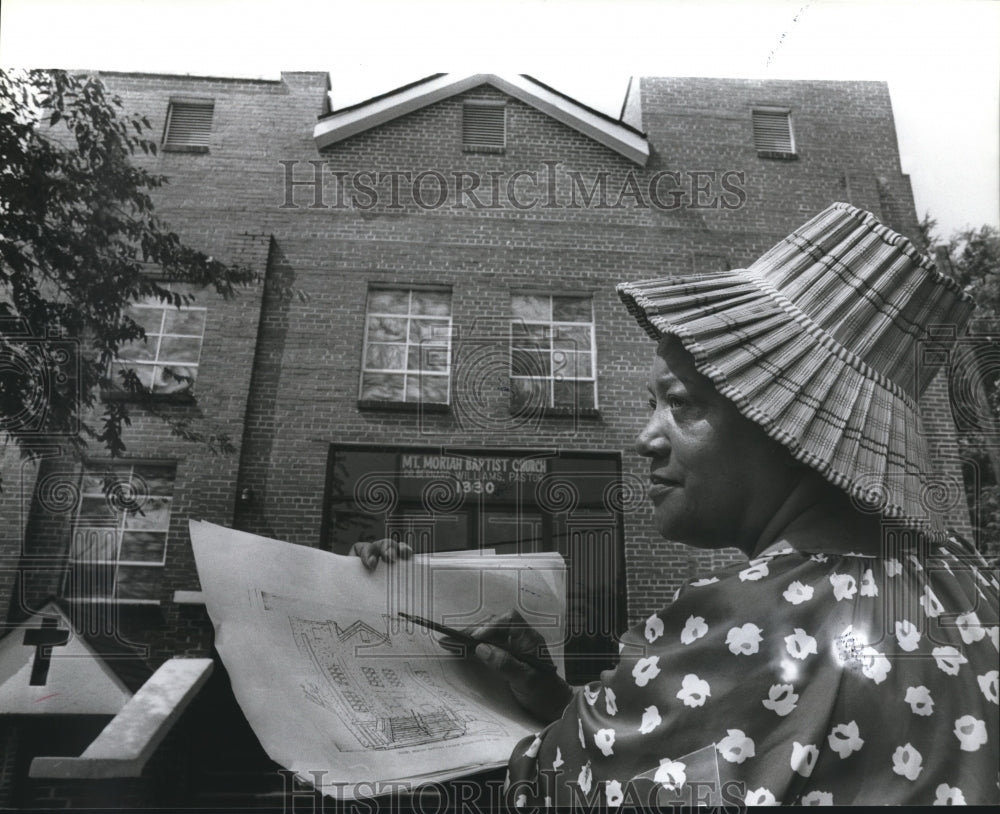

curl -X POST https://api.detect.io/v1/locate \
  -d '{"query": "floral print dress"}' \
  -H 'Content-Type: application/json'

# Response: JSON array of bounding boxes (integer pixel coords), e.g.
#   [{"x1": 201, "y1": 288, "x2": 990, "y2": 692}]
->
[{"x1": 506, "y1": 535, "x2": 999, "y2": 807}]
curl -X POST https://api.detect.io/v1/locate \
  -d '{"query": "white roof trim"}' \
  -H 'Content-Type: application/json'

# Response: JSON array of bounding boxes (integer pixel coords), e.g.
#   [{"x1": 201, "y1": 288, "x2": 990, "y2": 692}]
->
[
  {"x1": 30, "y1": 658, "x2": 213, "y2": 779},
  {"x1": 314, "y1": 74, "x2": 649, "y2": 166}
]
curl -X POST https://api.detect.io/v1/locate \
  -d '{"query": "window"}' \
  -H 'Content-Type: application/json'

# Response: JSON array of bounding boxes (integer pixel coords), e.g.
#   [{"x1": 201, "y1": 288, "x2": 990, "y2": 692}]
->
[
  {"x1": 162, "y1": 99, "x2": 214, "y2": 151},
  {"x1": 462, "y1": 100, "x2": 505, "y2": 152},
  {"x1": 510, "y1": 294, "x2": 597, "y2": 412},
  {"x1": 65, "y1": 462, "x2": 175, "y2": 603},
  {"x1": 752, "y1": 108, "x2": 796, "y2": 159},
  {"x1": 360, "y1": 288, "x2": 452, "y2": 405},
  {"x1": 112, "y1": 287, "x2": 207, "y2": 397}
]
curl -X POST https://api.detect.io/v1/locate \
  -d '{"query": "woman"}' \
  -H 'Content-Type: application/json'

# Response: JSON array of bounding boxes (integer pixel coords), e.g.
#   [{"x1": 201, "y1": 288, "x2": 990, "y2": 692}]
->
[{"x1": 356, "y1": 203, "x2": 999, "y2": 806}]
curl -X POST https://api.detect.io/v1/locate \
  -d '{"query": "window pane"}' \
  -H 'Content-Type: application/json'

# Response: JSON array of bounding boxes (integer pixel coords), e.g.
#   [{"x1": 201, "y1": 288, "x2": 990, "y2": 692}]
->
[
  {"x1": 115, "y1": 565, "x2": 162, "y2": 600},
  {"x1": 158, "y1": 336, "x2": 202, "y2": 363},
  {"x1": 408, "y1": 345, "x2": 449, "y2": 372},
  {"x1": 151, "y1": 365, "x2": 196, "y2": 394},
  {"x1": 361, "y1": 372, "x2": 405, "y2": 401},
  {"x1": 68, "y1": 563, "x2": 116, "y2": 599},
  {"x1": 511, "y1": 349, "x2": 550, "y2": 378},
  {"x1": 162, "y1": 308, "x2": 206, "y2": 335},
  {"x1": 124, "y1": 496, "x2": 172, "y2": 531},
  {"x1": 366, "y1": 343, "x2": 406, "y2": 371},
  {"x1": 418, "y1": 376, "x2": 449, "y2": 404},
  {"x1": 120, "y1": 340, "x2": 157, "y2": 363},
  {"x1": 410, "y1": 291, "x2": 451, "y2": 316},
  {"x1": 128, "y1": 307, "x2": 165, "y2": 334},
  {"x1": 134, "y1": 467, "x2": 174, "y2": 496},
  {"x1": 553, "y1": 350, "x2": 592, "y2": 379},
  {"x1": 367, "y1": 316, "x2": 407, "y2": 342},
  {"x1": 552, "y1": 324, "x2": 592, "y2": 351},
  {"x1": 120, "y1": 532, "x2": 167, "y2": 563},
  {"x1": 511, "y1": 295, "x2": 550, "y2": 321},
  {"x1": 510, "y1": 322, "x2": 550, "y2": 346},
  {"x1": 70, "y1": 526, "x2": 118, "y2": 560},
  {"x1": 410, "y1": 319, "x2": 449, "y2": 344},
  {"x1": 552, "y1": 296, "x2": 592, "y2": 322},
  {"x1": 368, "y1": 290, "x2": 409, "y2": 314},
  {"x1": 112, "y1": 361, "x2": 154, "y2": 389},
  {"x1": 79, "y1": 496, "x2": 115, "y2": 521}
]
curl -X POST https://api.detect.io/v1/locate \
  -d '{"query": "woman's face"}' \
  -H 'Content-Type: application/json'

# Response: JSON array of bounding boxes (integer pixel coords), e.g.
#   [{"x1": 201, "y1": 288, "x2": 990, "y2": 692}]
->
[{"x1": 635, "y1": 336, "x2": 799, "y2": 553}]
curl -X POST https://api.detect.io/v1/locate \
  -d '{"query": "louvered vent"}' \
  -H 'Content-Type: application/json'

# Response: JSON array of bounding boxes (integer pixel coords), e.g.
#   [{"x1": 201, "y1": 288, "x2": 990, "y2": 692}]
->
[
  {"x1": 752, "y1": 109, "x2": 795, "y2": 157},
  {"x1": 462, "y1": 102, "x2": 505, "y2": 151},
  {"x1": 163, "y1": 101, "x2": 214, "y2": 149}
]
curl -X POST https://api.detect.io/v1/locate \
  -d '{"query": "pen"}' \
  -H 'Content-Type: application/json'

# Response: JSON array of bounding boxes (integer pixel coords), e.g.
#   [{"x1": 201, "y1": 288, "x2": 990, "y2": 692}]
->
[{"x1": 397, "y1": 612, "x2": 558, "y2": 673}]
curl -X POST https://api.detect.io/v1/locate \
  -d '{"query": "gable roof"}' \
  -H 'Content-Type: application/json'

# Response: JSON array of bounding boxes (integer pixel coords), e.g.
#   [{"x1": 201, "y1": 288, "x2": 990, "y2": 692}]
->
[{"x1": 314, "y1": 73, "x2": 650, "y2": 165}]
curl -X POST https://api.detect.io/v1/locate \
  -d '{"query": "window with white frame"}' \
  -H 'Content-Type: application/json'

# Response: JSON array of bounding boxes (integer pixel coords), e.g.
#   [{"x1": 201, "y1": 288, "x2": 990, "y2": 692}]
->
[
  {"x1": 360, "y1": 288, "x2": 452, "y2": 405},
  {"x1": 65, "y1": 462, "x2": 175, "y2": 603},
  {"x1": 510, "y1": 294, "x2": 597, "y2": 411},
  {"x1": 162, "y1": 99, "x2": 214, "y2": 150},
  {"x1": 112, "y1": 287, "x2": 207, "y2": 396},
  {"x1": 752, "y1": 108, "x2": 796, "y2": 158}
]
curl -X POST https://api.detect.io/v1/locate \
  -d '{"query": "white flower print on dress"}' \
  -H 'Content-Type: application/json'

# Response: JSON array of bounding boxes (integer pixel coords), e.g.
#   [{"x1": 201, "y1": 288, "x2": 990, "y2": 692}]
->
[
  {"x1": 955, "y1": 611, "x2": 985, "y2": 644},
  {"x1": 800, "y1": 791, "x2": 834, "y2": 805},
  {"x1": 594, "y1": 728, "x2": 616, "y2": 757},
  {"x1": 645, "y1": 613, "x2": 664, "y2": 643},
  {"x1": 654, "y1": 759, "x2": 686, "y2": 792},
  {"x1": 891, "y1": 743, "x2": 923, "y2": 780},
  {"x1": 783, "y1": 581, "x2": 814, "y2": 605},
  {"x1": 859, "y1": 568, "x2": 878, "y2": 597},
  {"x1": 904, "y1": 685, "x2": 934, "y2": 716},
  {"x1": 932, "y1": 645, "x2": 967, "y2": 676},
  {"x1": 632, "y1": 656, "x2": 661, "y2": 687},
  {"x1": 552, "y1": 747, "x2": 564, "y2": 769},
  {"x1": 583, "y1": 684, "x2": 600, "y2": 706},
  {"x1": 762, "y1": 683, "x2": 799, "y2": 716},
  {"x1": 676, "y1": 674, "x2": 711, "y2": 708},
  {"x1": 578, "y1": 718, "x2": 586, "y2": 748},
  {"x1": 605, "y1": 687, "x2": 617, "y2": 716},
  {"x1": 810, "y1": 553, "x2": 828, "y2": 563},
  {"x1": 920, "y1": 586, "x2": 944, "y2": 618},
  {"x1": 790, "y1": 742, "x2": 819, "y2": 777},
  {"x1": 885, "y1": 558, "x2": 902, "y2": 577},
  {"x1": 690, "y1": 577, "x2": 719, "y2": 587},
  {"x1": 717, "y1": 729, "x2": 755, "y2": 764},
  {"x1": 978, "y1": 670, "x2": 999, "y2": 704},
  {"x1": 894, "y1": 619, "x2": 921, "y2": 652},
  {"x1": 524, "y1": 735, "x2": 542, "y2": 757},
  {"x1": 933, "y1": 784, "x2": 967, "y2": 805},
  {"x1": 953, "y1": 715, "x2": 988, "y2": 751},
  {"x1": 827, "y1": 721, "x2": 864, "y2": 758},
  {"x1": 726, "y1": 623, "x2": 763, "y2": 655},
  {"x1": 784, "y1": 628, "x2": 818, "y2": 660},
  {"x1": 514, "y1": 794, "x2": 527, "y2": 809},
  {"x1": 577, "y1": 762, "x2": 592, "y2": 795},
  {"x1": 605, "y1": 779, "x2": 623, "y2": 808},
  {"x1": 739, "y1": 560, "x2": 769, "y2": 581},
  {"x1": 744, "y1": 787, "x2": 778, "y2": 806},
  {"x1": 829, "y1": 573, "x2": 857, "y2": 601},
  {"x1": 680, "y1": 615, "x2": 708, "y2": 644},
  {"x1": 860, "y1": 646, "x2": 892, "y2": 684},
  {"x1": 639, "y1": 705, "x2": 662, "y2": 734}
]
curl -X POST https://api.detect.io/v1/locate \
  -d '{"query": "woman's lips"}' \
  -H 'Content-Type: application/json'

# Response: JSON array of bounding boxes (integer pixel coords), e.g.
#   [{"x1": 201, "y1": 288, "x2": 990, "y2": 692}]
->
[{"x1": 648, "y1": 481, "x2": 679, "y2": 499}]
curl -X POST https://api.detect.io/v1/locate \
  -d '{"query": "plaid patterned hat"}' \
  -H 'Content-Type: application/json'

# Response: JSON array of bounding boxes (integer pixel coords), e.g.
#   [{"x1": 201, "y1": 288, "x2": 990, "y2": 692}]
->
[{"x1": 617, "y1": 202, "x2": 975, "y2": 533}]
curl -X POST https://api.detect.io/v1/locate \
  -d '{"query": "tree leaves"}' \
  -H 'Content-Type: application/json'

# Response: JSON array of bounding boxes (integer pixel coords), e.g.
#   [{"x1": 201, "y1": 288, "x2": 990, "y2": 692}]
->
[{"x1": 0, "y1": 69, "x2": 257, "y2": 478}]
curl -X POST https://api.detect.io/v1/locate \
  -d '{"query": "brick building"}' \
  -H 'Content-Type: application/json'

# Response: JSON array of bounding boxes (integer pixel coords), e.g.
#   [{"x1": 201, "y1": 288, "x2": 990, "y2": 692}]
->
[{"x1": 0, "y1": 71, "x2": 974, "y2": 808}]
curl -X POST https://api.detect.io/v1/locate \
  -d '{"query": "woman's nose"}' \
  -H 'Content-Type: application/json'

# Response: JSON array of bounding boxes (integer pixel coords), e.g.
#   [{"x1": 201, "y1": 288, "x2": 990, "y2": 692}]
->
[{"x1": 635, "y1": 416, "x2": 670, "y2": 458}]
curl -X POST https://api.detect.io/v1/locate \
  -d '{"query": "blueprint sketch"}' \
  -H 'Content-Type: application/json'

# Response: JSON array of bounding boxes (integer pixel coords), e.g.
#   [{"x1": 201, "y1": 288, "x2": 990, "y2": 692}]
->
[{"x1": 189, "y1": 521, "x2": 566, "y2": 798}]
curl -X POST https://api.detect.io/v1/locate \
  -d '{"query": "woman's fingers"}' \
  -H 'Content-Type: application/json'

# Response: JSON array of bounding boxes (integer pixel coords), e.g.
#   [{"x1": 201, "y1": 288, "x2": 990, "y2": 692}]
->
[{"x1": 350, "y1": 539, "x2": 414, "y2": 570}]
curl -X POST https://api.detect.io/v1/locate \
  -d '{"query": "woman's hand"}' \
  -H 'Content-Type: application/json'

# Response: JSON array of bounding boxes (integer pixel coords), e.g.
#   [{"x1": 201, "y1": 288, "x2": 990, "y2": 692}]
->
[
  {"x1": 455, "y1": 610, "x2": 574, "y2": 723},
  {"x1": 349, "y1": 538, "x2": 413, "y2": 571}
]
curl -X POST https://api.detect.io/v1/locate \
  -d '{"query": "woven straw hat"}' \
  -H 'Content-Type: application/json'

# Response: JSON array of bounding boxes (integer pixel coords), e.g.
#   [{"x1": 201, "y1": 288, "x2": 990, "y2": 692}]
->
[{"x1": 617, "y1": 202, "x2": 975, "y2": 533}]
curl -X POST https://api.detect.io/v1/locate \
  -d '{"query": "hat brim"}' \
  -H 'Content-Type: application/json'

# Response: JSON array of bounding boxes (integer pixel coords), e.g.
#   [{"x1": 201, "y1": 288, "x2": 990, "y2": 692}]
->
[{"x1": 618, "y1": 268, "x2": 948, "y2": 535}]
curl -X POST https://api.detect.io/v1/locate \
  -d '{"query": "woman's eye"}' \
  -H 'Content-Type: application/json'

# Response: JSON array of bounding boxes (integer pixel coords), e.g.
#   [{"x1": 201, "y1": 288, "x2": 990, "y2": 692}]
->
[
  {"x1": 647, "y1": 397, "x2": 658, "y2": 411},
  {"x1": 667, "y1": 395, "x2": 687, "y2": 409}
]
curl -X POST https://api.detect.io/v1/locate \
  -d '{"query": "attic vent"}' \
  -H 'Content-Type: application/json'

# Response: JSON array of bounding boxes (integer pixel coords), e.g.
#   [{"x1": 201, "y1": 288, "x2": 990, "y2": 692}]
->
[
  {"x1": 752, "y1": 109, "x2": 796, "y2": 159},
  {"x1": 462, "y1": 101, "x2": 505, "y2": 153},
  {"x1": 163, "y1": 100, "x2": 214, "y2": 151}
]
